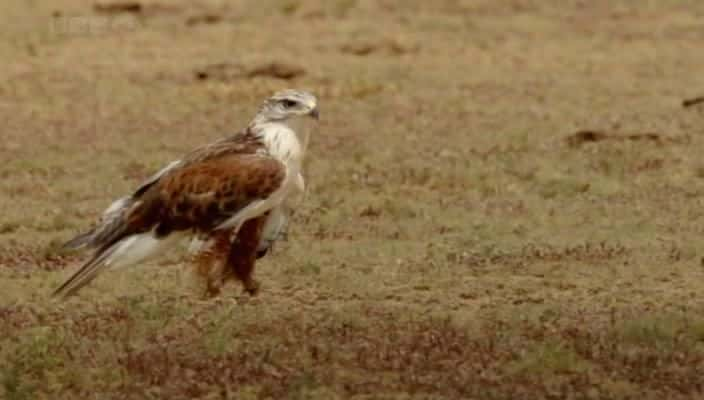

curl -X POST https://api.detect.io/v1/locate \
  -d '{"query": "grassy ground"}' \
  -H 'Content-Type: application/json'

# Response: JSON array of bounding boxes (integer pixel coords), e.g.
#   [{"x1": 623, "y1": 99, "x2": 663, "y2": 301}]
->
[{"x1": 2, "y1": 0, "x2": 704, "y2": 398}]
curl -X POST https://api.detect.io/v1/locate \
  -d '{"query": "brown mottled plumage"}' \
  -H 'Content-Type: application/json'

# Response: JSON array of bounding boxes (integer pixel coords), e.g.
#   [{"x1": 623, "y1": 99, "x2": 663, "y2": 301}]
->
[
  {"x1": 62, "y1": 130, "x2": 267, "y2": 252},
  {"x1": 132, "y1": 154, "x2": 285, "y2": 237}
]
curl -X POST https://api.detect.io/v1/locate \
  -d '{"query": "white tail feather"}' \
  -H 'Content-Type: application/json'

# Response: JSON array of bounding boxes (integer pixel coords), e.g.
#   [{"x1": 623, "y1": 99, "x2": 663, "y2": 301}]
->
[
  {"x1": 53, "y1": 232, "x2": 184, "y2": 298},
  {"x1": 108, "y1": 232, "x2": 183, "y2": 270}
]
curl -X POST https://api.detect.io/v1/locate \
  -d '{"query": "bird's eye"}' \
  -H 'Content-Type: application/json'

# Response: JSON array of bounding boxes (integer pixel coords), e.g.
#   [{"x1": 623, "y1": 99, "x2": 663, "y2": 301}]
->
[{"x1": 281, "y1": 99, "x2": 297, "y2": 108}]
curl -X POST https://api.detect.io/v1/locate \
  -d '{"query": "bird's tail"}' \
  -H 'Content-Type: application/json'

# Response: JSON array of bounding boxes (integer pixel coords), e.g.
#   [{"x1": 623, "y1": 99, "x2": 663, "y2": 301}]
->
[
  {"x1": 62, "y1": 197, "x2": 134, "y2": 251},
  {"x1": 52, "y1": 241, "x2": 123, "y2": 298},
  {"x1": 53, "y1": 232, "x2": 179, "y2": 299},
  {"x1": 62, "y1": 230, "x2": 96, "y2": 251}
]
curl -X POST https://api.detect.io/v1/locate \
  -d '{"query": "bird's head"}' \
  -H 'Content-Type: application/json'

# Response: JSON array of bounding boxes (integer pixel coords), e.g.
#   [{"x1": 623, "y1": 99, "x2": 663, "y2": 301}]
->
[{"x1": 252, "y1": 89, "x2": 319, "y2": 125}]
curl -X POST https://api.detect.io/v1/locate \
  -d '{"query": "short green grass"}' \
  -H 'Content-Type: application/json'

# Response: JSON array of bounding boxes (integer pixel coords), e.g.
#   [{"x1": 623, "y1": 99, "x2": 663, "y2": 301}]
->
[{"x1": 3, "y1": 0, "x2": 704, "y2": 398}]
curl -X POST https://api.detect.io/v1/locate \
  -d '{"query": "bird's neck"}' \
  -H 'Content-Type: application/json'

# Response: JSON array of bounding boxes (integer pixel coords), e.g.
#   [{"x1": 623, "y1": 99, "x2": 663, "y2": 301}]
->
[{"x1": 250, "y1": 121, "x2": 305, "y2": 172}]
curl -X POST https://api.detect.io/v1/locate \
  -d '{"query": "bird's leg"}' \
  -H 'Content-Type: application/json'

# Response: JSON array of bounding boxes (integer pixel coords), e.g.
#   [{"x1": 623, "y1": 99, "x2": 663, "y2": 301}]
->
[
  {"x1": 227, "y1": 214, "x2": 268, "y2": 296},
  {"x1": 192, "y1": 230, "x2": 232, "y2": 298}
]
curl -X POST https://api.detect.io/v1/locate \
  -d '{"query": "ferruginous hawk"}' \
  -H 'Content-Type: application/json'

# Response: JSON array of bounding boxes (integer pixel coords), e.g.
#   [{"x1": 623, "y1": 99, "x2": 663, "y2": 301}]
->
[{"x1": 53, "y1": 89, "x2": 318, "y2": 298}]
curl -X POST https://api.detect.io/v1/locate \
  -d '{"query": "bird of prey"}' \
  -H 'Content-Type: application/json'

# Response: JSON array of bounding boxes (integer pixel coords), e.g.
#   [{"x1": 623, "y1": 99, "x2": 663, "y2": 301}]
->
[{"x1": 53, "y1": 89, "x2": 318, "y2": 298}]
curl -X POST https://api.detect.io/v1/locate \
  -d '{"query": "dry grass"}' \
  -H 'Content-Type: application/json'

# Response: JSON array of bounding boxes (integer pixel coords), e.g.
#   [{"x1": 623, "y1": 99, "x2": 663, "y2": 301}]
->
[{"x1": 3, "y1": 0, "x2": 704, "y2": 398}]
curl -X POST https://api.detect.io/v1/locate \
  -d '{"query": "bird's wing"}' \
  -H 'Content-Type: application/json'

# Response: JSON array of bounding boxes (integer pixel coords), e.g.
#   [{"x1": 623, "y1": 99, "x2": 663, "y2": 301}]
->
[
  {"x1": 62, "y1": 160, "x2": 184, "y2": 251},
  {"x1": 187, "y1": 170, "x2": 303, "y2": 258},
  {"x1": 62, "y1": 131, "x2": 263, "y2": 250},
  {"x1": 53, "y1": 153, "x2": 286, "y2": 298},
  {"x1": 132, "y1": 160, "x2": 183, "y2": 197},
  {"x1": 142, "y1": 154, "x2": 286, "y2": 234},
  {"x1": 133, "y1": 130, "x2": 262, "y2": 196}
]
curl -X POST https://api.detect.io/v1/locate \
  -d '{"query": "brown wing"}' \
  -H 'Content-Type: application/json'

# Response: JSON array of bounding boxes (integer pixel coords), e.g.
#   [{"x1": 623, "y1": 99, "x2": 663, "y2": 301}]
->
[
  {"x1": 133, "y1": 130, "x2": 264, "y2": 196},
  {"x1": 127, "y1": 154, "x2": 286, "y2": 238},
  {"x1": 63, "y1": 130, "x2": 266, "y2": 251}
]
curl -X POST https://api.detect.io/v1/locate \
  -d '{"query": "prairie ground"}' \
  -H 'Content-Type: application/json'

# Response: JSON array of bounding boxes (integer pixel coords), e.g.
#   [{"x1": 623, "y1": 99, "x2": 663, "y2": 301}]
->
[{"x1": 2, "y1": 1, "x2": 704, "y2": 399}]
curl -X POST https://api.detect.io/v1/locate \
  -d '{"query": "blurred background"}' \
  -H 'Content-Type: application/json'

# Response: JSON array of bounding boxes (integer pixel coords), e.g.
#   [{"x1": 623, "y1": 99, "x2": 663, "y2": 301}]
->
[{"x1": 2, "y1": 1, "x2": 704, "y2": 398}]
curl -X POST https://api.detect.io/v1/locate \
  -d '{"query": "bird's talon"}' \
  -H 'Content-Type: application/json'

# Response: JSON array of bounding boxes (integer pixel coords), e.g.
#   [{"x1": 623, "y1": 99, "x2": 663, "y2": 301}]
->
[{"x1": 244, "y1": 279, "x2": 260, "y2": 296}]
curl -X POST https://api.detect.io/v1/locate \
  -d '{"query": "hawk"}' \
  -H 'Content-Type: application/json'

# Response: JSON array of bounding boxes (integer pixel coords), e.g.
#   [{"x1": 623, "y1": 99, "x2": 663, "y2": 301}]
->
[{"x1": 53, "y1": 89, "x2": 318, "y2": 298}]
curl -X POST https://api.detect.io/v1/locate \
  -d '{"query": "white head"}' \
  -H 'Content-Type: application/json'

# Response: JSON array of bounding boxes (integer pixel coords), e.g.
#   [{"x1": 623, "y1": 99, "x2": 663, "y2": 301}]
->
[
  {"x1": 250, "y1": 89, "x2": 319, "y2": 126},
  {"x1": 249, "y1": 89, "x2": 319, "y2": 164}
]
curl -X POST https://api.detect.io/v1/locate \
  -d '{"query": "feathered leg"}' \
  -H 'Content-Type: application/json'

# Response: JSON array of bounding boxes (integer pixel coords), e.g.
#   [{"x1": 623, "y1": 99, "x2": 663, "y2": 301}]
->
[
  {"x1": 227, "y1": 214, "x2": 268, "y2": 295},
  {"x1": 192, "y1": 230, "x2": 232, "y2": 298},
  {"x1": 52, "y1": 243, "x2": 121, "y2": 298}
]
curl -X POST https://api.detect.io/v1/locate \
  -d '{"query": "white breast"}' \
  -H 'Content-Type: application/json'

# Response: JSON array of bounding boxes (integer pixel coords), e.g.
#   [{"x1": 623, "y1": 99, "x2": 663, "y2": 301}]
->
[{"x1": 258, "y1": 122, "x2": 304, "y2": 175}]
